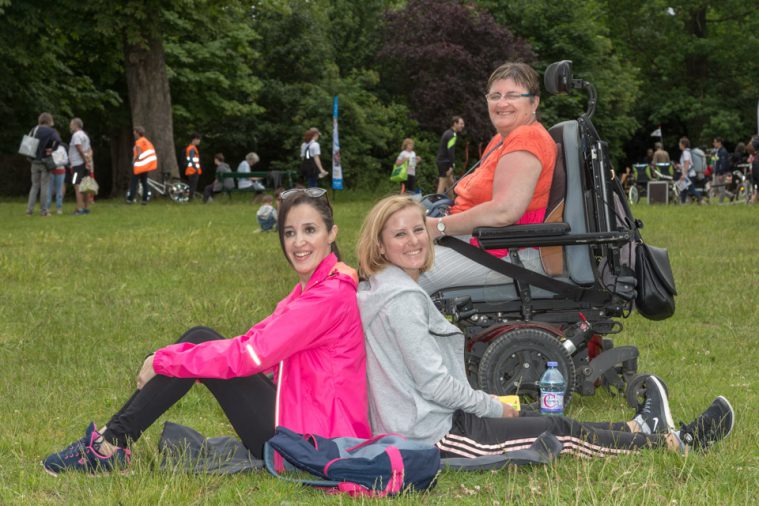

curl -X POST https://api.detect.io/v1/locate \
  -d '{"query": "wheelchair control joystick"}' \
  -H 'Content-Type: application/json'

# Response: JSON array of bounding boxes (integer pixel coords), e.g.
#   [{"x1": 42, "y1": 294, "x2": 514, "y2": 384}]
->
[
  {"x1": 562, "y1": 313, "x2": 593, "y2": 355},
  {"x1": 435, "y1": 296, "x2": 475, "y2": 323}
]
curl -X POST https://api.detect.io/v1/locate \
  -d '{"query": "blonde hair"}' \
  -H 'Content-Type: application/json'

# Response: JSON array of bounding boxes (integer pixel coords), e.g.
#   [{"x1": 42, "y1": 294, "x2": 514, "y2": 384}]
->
[
  {"x1": 401, "y1": 138, "x2": 414, "y2": 150},
  {"x1": 357, "y1": 195, "x2": 434, "y2": 278}
]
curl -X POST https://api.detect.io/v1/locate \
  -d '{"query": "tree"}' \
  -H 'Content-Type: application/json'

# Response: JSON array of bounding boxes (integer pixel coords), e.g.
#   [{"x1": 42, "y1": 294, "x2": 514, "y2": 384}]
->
[
  {"x1": 479, "y1": 0, "x2": 640, "y2": 165},
  {"x1": 379, "y1": 0, "x2": 536, "y2": 148},
  {"x1": 249, "y1": 0, "x2": 417, "y2": 189},
  {"x1": 603, "y1": 0, "x2": 759, "y2": 151}
]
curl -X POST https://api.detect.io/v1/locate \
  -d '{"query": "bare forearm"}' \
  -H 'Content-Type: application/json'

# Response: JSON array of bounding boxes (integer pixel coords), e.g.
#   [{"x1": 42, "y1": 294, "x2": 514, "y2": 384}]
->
[{"x1": 429, "y1": 201, "x2": 522, "y2": 239}]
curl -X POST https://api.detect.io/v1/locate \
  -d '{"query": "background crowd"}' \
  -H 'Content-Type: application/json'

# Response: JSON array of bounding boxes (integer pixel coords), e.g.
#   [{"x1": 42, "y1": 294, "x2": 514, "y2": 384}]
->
[{"x1": 2, "y1": 0, "x2": 758, "y2": 200}]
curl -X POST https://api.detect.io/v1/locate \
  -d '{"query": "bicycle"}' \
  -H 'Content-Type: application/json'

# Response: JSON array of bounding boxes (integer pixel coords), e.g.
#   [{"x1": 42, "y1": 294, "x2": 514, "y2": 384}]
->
[
  {"x1": 125, "y1": 172, "x2": 191, "y2": 203},
  {"x1": 733, "y1": 163, "x2": 752, "y2": 204}
]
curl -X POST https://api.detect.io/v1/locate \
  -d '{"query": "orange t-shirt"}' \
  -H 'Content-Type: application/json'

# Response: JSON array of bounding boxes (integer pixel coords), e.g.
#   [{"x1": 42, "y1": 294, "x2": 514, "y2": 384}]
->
[{"x1": 450, "y1": 122, "x2": 556, "y2": 223}]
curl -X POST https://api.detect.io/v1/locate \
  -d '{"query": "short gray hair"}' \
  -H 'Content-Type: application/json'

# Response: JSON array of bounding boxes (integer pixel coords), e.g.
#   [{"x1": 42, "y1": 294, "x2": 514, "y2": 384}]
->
[{"x1": 245, "y1": 152, "x2": 260, "y2": 165}]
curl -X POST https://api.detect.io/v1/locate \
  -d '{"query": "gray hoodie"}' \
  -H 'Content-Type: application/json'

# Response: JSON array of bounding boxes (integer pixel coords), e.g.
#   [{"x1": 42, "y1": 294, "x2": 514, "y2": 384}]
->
[{"x1": 357, "y1": 265, "x2": 503, "y2": 445}]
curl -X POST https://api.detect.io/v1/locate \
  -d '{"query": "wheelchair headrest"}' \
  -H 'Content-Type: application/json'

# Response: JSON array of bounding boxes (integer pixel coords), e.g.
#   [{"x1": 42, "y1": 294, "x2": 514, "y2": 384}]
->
[{"x1": 544, "y1": 60, "x2": 573, "y2": 95}]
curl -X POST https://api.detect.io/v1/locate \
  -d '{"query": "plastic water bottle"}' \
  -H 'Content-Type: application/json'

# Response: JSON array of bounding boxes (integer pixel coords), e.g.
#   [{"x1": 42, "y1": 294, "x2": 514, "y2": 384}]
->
[{"x1": 539, "y1": 361, "x2": 566, "y2": 416}]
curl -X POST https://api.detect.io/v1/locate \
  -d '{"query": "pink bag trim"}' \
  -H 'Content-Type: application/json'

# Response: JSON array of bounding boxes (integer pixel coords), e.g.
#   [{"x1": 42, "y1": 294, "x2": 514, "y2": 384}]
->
[
  {"x1": 344, "y1": 433, "x2": 406, "y2": 452},
  {"x1": 325, "y1": 445, "x2": 405, "y2": 497}
]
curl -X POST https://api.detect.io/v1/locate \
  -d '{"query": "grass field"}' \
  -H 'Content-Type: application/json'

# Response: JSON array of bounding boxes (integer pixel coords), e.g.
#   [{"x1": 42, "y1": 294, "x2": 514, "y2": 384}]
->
[{"x1": 0, "y1": 195, "x2": 757, "y2": 505}]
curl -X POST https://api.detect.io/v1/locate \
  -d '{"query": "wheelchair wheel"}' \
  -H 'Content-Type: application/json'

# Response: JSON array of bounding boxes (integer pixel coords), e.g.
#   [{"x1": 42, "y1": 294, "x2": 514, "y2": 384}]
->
[
  {"x1": 477, "y1": 327, "x2": 576, "y2": 408},
  {"x1": 628, "y1": 185, "x2": 639, "y2": 205},
  {"x1": 624, "y1": 373, "x2": 668, "y2": 411}
]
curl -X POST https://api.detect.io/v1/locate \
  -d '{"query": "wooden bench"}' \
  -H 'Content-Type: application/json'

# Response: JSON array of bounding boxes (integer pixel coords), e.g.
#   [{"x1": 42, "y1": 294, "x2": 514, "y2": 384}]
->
[{"x1": 217, "y1": 170, "x2": 297, "y2": 197}]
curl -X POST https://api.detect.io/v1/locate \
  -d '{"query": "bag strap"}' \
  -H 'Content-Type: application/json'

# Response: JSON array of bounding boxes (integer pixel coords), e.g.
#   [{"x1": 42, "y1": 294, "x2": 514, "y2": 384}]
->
[
  {"x1": 438, "y1": 236, "x2": 611, "y2": 305},
  {"x1": 446, "y1": 138, "x2": 504, "y2": 194},
  {"x1": 344, "y1": 433, "x2": 406, "y2": 452}
]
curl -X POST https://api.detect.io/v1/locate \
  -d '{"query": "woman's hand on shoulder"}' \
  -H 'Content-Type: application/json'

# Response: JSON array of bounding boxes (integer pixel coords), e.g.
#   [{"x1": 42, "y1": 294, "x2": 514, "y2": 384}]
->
[{"x1": 136, "y1": 354, "x2": 156, "y2": 390}]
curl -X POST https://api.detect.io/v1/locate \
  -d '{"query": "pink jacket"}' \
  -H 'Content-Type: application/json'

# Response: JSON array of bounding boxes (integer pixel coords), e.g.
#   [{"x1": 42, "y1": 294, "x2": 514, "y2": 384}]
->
[{"x1": 153, "y1": 253, "x2": 370, "y2": 439}]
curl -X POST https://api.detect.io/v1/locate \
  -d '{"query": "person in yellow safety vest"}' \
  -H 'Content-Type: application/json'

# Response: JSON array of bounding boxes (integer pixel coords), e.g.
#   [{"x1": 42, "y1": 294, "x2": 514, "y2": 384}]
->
[
  {"x1": 127, "y1": 126, "x2": 158, "y2": 205},
  {"x1": 184, "y1": 133, "x2": 202, "y2": 201}
]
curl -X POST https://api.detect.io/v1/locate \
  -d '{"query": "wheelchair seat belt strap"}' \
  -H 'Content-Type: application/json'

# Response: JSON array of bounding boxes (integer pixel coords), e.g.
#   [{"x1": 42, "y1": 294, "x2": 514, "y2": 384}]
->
[{"x1": 438, "y1": 236, "x2": 610, "y2": 305}]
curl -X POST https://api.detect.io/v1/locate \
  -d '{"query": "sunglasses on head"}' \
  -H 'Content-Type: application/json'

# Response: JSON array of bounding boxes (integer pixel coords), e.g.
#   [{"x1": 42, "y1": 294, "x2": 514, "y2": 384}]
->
[{"x1": 279, "y1": 187, "x2": 328, "y2": 200}]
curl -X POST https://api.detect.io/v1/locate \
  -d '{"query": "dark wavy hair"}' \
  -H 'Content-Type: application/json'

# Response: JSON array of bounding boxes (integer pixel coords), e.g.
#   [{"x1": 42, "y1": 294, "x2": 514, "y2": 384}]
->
[{"x1": 277, "y1": 192, "x2": 340, "y2": 262}]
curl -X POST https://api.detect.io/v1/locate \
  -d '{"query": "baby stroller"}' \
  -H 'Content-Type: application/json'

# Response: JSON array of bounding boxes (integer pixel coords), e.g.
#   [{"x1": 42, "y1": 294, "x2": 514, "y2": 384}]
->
[{"x1": 426, "y1": 60, "x2": 676, "y2": 410}]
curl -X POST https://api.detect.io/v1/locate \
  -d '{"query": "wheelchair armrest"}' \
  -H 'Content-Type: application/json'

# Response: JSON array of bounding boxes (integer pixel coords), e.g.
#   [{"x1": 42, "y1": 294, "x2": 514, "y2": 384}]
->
[
  {"x1": 473, "y1": 223, "x2": 571, "y2": 241},
  {"x1": 473, "y1": 223, "x2": 631, "y2": 249}
]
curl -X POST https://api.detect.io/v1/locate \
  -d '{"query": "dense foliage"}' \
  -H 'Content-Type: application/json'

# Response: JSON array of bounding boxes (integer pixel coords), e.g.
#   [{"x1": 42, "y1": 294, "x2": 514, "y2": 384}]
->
[{"x1": 1, "y1": 0, "x2": 758, "y2": 195}]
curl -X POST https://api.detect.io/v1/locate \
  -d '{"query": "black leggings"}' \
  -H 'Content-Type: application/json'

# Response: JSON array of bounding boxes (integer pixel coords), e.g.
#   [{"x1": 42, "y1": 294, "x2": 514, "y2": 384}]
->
[
  {"x1": 437, "y1": 410, "x2": 668, "y2": 459},
  {"x1": 187, "y1": 173, "x2": 200, "y2": 200},
  {"x1": 128, "y1": 172, "x2": 149, "y2": 202},
  {"x1": 102, "y1": 326, "x2": 276, "y2": 458}
]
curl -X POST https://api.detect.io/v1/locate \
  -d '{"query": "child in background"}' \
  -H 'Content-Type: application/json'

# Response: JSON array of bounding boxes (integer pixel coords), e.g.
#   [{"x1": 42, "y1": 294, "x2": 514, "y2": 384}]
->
[
  {"x1": 256, "y1": 194, "x2": 277, "y2": 231},
  {"x1": 396, "y1": 138, "x2": 421, "y2": 194}
]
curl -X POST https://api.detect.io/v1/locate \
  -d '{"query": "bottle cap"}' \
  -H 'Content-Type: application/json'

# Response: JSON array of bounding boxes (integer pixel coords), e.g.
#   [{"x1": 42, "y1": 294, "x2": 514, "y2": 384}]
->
[{"x1": 547, "y1": 361, "x2": 558, "y2": 367}]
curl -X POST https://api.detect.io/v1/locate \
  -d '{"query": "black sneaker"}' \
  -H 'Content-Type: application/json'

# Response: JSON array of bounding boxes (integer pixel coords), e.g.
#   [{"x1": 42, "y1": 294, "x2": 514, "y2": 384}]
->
[
  {"x1": 676, "y1": 396, "x2": 735, "y2": 453},
  {"x1": 633, "y1": 376, "x2": 675, "y2": 434}
]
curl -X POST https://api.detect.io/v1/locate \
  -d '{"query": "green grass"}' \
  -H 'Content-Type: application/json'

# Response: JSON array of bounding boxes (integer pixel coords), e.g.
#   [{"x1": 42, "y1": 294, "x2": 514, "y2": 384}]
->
[{"x1": 0, "y1": 196, "x2": 757, "y2": 505}]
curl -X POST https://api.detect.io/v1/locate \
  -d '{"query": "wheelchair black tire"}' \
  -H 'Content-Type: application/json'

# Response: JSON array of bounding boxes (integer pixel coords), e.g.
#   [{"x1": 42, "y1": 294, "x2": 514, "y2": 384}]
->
[{"x1": 476, "y1": 327, "x2": 576, "y2": 409}]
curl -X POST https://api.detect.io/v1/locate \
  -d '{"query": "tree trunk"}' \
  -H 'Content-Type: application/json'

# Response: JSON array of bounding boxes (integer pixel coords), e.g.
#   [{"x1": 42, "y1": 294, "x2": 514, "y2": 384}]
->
[
  {"x1": 685, "y1": 7, "x2": 708, "y2": 140},
  {"x1": 123, "y1": 32, "x2": 179, "y2": 179},
  {"x1": 110, "y1": 125, "x2": 133, "y2": 196}
]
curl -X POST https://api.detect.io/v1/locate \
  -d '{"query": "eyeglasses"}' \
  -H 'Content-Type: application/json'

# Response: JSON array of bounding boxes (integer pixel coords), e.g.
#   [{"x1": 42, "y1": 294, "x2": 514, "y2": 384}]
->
[
  {"x1": 485, "y1": 92, "x2": 533, "y2": 103},
  {"x1": 279, "y1": 187, "x2": 328, "y2": 200}
]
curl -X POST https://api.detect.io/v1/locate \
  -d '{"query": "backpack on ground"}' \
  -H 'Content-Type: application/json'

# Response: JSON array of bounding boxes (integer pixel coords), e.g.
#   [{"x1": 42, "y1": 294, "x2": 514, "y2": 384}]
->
[
  {"x1": 264, "y1": 427, "x2": 440, "y2": 497},
  {"x1": 691, "y1": 148, "x2": 707, "y2": 179}
]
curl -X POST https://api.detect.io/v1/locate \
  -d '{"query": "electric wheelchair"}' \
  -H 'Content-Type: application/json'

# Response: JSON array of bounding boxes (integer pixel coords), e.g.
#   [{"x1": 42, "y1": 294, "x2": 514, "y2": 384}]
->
[{"x1": 427, "y1": 61, "x2": 669, "y2": 410}]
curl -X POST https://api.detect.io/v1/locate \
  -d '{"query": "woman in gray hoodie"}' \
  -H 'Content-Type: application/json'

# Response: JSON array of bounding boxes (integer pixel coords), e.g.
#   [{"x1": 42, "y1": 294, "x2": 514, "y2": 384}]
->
[{"x1": 356, "y1": 195, "x2": 733, "y2": 458}]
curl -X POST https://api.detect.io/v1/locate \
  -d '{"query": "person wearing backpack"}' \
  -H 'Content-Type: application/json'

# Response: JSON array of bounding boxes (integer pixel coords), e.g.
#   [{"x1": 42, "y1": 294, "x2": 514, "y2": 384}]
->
[
  {"x1": 357, "y1": 195, "x2": 735, "y2": 460},
  {"x1": 677, "y1": 137, "x2": 701, "y2": 203},
  {"x1": 25, "y1": 112, "x2": 62, "y2": 217},
  {"x1": 300, "y1": 127, "x2": 329, "y2": 187}
]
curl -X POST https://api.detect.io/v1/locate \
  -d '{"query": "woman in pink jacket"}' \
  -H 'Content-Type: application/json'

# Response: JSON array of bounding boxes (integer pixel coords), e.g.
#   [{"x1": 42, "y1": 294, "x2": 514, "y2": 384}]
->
[{"x1": 43, "y1": 188, "x2": 370, "y2": 475}]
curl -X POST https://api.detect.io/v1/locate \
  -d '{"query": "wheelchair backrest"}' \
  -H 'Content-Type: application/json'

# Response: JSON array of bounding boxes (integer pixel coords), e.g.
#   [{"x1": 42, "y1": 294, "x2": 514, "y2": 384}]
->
[
  {"x1": 548, "y1": 120, "x2": 596, "y2": 286},
  {"x1": 539, "y1": 143, "x2": 566, "y2": 276}
]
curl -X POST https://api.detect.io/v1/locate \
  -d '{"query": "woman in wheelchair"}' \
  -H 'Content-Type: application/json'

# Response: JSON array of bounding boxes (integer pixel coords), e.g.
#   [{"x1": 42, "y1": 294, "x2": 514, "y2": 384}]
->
[
  {"x1": 421, "y1": 62, "x2": 558, "y2": 295},
  {"x1": 357, "y1": 195, "x2": 734, "y2": 458}
]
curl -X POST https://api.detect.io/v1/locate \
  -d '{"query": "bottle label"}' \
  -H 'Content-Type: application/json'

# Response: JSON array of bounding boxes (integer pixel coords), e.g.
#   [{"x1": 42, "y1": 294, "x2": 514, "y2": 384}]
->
[{"x1": 540, "y1": 391, "x2": 564, "y2": 414}]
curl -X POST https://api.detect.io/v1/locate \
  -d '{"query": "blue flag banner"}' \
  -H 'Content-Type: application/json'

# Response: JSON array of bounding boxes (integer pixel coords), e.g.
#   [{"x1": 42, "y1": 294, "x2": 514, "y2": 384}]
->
[{"x1": 332, "y1": 95, "x2": 343, "y2": 190}]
